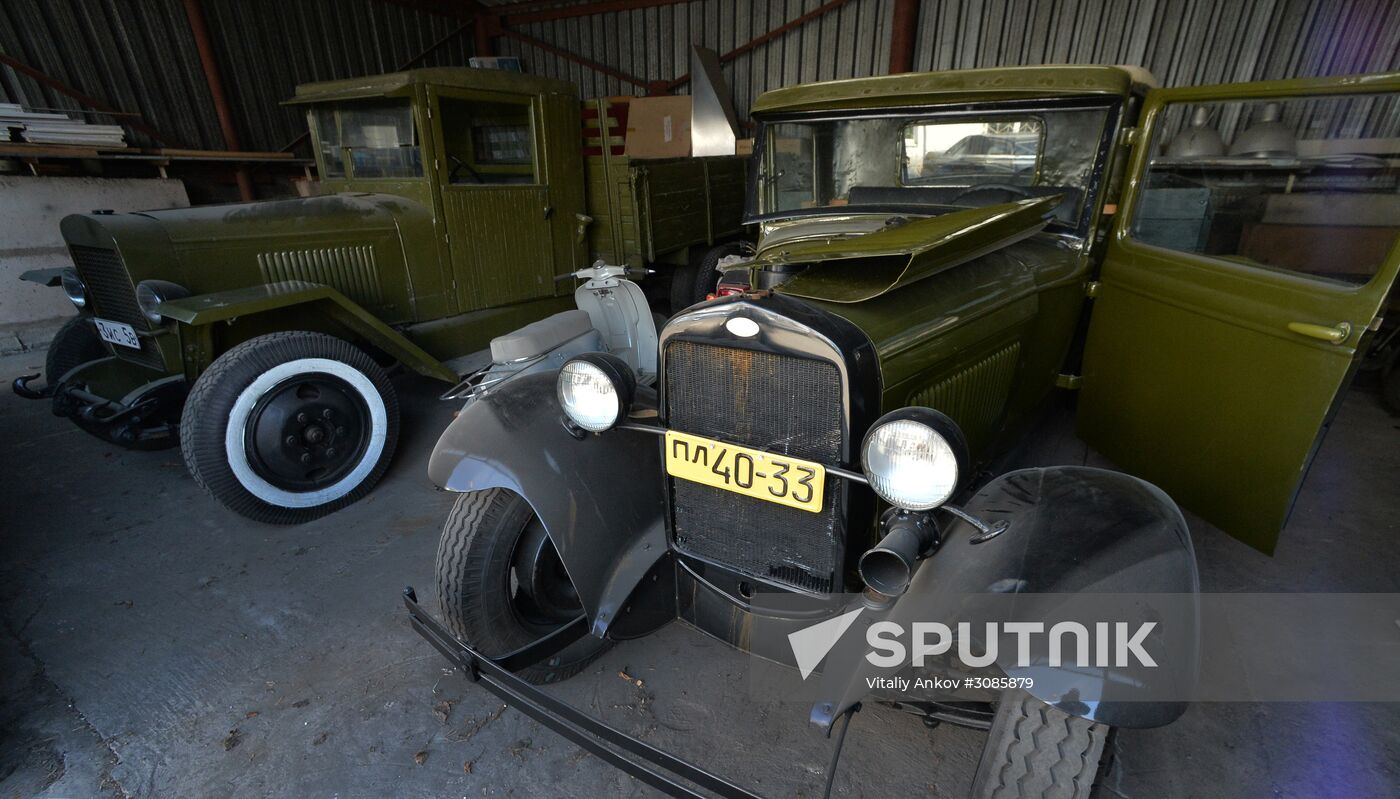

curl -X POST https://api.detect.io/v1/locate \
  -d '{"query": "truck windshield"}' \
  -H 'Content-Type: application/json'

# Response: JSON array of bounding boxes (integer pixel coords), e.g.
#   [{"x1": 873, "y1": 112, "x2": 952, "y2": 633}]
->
[
  {"x1": 309, "y1": 99, "x2": 422, "y2": 179},
  {"x1": 753, "y1": 105, "x2": 1114, "y2": 230}
]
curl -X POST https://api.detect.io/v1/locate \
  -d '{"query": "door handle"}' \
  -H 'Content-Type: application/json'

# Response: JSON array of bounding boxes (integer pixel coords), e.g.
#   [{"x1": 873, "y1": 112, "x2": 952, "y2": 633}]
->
[{"x1": 1287, "y1": 321, "x2": 1351, "y2": 344}]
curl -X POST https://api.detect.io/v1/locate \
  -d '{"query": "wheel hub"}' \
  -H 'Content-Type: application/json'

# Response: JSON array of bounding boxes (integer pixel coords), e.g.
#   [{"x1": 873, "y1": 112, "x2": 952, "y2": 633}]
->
[{"x1": 244, "y1": 373, "x2": 371, "y2": 491}]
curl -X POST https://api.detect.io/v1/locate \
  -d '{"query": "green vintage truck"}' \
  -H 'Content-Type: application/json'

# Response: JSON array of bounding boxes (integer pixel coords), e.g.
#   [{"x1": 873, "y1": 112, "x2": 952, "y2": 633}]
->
[
  {"x1": 13, "y1": 67, "x2": 746, "y2": 523},
  {"x1": 408, "y1": 66, "x2": 1400, "y2": 797}
]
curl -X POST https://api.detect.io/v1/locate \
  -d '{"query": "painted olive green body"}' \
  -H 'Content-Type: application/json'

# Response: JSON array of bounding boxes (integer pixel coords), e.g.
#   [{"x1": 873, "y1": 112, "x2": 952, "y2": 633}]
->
[
  {"x1": 735, "y1": 65, "x2": 1400, "y2": 552},
  {"x1": 55, "y1": 67, "x2": 745, "y2": 399}
]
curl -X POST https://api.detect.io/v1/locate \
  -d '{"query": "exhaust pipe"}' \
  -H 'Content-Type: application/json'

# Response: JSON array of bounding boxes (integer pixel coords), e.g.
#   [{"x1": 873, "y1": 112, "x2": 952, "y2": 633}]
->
[{"x1": 858, "y1": 511, "x2": 940, "y2": 597}]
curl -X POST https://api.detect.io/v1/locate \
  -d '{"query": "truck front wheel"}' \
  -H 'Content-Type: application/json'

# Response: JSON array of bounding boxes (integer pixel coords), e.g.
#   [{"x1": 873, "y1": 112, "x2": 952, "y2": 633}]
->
[
  {"x1": 435, "y1": 488, "x2": 611, "y2": 684},
  {"x1": 179, "y1": 332, "x2": 399, "y2": 524},
  {"x1": 45, "y1": 315, "x2": 107, "y2": 386},
  {"x1": 970, "y1": 690, "x2": 1112, "y2": 799}
]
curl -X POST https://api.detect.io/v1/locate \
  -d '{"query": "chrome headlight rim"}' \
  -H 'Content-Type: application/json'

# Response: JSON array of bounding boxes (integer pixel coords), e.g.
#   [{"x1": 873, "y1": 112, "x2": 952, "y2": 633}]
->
[
  {"x1": 556, "y1": 352, "x2": 637, "y2": 433},
  {"x1": 860, "y1": 407, "x2": 969, "y2": 511},
  {"x1": 135, "y1": 280, "x2": 191, "y2": 323},
  {"x1": 60, "y1": 268, "x2": 87, "y2": 309}
]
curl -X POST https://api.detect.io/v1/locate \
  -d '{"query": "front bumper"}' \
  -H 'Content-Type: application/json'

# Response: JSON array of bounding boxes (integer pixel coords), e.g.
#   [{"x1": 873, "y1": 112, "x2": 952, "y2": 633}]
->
[
  {"x1": 13, "y1": 363, "x2": 185, "y2": 449},
  {"x1": 403, "y1": 587, "x2": 770, "y2": 799}
]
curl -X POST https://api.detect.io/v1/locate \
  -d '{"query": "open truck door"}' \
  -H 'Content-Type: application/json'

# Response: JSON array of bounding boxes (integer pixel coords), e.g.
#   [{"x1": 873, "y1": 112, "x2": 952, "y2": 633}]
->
[{"x1": 1078, "y1": 73, "x2": 1400, "y2": 553}]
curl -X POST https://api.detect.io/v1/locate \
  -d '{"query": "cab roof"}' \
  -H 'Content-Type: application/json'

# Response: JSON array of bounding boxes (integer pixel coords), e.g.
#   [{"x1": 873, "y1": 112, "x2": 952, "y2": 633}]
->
[
  {"x1": 751, "y1": 65, "x2": 1157, "y2": 115},
  {"x1": 285, "y1": 67, "x2": 578, "y2": 105}
]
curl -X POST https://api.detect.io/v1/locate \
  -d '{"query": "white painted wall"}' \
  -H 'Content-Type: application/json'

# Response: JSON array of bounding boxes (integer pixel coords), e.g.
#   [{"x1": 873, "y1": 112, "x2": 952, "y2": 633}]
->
[{"x1": 0, "y1": 177, "x2": 189, "y2": 347}]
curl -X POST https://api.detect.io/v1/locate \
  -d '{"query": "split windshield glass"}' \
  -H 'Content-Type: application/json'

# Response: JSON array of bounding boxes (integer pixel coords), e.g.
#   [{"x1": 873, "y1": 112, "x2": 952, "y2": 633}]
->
[
  {"x1": 310, "y1": 99, "x2": 422, "y2": 179},
  {"x1": 752, "y1": 104, "x2": 1115, "y2": 231}
]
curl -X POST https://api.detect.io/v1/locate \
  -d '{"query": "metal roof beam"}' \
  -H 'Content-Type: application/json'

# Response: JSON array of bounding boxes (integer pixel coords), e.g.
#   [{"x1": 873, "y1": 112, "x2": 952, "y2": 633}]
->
[
  {"x1": 0, "y1": 52, "x2": 177, "y2": 146},
  {"x1": 503, "y1": 1, "x2": 693, "y2": 26}
]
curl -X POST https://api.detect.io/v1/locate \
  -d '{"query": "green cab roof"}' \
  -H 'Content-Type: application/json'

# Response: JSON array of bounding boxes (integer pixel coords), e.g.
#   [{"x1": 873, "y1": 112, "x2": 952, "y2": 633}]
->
[
  {"x1": 285, "y1": 67, "x2": 578, "y2": 105},
  {"x1": 751, "y1": 65, "x2": 1157, "y2": 115}
]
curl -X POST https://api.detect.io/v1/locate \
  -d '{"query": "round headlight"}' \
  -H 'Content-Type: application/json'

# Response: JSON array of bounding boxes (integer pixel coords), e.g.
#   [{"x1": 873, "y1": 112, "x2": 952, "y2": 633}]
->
[
  {"x1": 556, "y1": 353, "x2": 636, "y2": 433},
  {"x1": 860, "y1": 408, "x2": 969, "y2": 510},
  {"x1": 61, "y1": 268, "x2": 87, "y2": 309},
  {"x1": 135, "y1": 280, "x2": 190, "y2": 323}
]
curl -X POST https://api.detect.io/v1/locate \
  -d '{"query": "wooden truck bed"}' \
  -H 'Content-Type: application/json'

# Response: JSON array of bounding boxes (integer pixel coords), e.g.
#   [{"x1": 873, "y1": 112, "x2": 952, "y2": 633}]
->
[{"x1": 581, "y1": 99, "x2": 748, "y2": 267}]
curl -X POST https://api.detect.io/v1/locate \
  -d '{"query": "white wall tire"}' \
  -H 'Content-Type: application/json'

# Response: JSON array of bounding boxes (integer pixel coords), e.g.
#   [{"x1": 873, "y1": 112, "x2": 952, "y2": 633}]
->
[{"x1": 180, "y1": 332, "x2": 400, "y2": 524}]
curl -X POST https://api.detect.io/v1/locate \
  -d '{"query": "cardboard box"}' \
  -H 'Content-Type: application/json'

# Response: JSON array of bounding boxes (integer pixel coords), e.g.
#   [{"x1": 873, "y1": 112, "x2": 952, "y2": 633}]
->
[
  {"x1": 624, "y1": 96, "x2": 692, "y2": 159},
  {"x1": 735, "y1": 138, "x2": 754, "y2": 156}
]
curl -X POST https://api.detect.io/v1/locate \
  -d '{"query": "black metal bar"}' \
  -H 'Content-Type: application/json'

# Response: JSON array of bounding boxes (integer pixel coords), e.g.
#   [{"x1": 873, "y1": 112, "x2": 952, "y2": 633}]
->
[
  {"x1": 403, "y1": 588, "x2": 765, "y2": 799},
  {"x1": 494, "y1": 614, "x2": 588, "y2": 672}
]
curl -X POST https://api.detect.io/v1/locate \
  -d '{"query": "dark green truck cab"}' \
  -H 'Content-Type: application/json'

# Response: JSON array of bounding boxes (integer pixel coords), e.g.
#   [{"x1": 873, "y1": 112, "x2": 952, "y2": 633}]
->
[
  {"x1": 16, "y1": 67, "x2": 746, "y2": 523},
  {"x1": 412, "y1": 65, "x2": 1400, "y2": 797}
]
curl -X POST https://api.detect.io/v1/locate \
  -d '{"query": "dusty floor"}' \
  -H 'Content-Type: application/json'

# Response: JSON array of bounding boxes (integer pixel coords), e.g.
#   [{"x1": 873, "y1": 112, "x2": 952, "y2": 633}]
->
[{"x1": 1, "y1": 347, "x2": 1397, "y2": 798}]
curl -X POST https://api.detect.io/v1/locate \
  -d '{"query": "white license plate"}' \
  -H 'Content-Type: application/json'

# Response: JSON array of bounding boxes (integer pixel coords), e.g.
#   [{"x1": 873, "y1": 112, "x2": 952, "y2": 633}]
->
[{"x1": 94, "y1": 318, "x2": 141, "y2": 349}]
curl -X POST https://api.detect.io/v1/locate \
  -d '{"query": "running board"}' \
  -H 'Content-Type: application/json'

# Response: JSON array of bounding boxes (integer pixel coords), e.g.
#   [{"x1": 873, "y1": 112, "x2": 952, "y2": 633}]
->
[{"x1": 403, "y1": 587, "x2": 766, "y2": 799}]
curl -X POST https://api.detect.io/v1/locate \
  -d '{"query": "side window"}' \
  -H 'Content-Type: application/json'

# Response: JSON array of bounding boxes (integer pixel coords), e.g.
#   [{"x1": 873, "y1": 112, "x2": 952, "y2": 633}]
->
[
  {"x1": 1130, "y1": 93, "x2": 1400, "y2": 286},
  {"x1": 437, "y1": 97, "x2": 537, "y2": 185}
]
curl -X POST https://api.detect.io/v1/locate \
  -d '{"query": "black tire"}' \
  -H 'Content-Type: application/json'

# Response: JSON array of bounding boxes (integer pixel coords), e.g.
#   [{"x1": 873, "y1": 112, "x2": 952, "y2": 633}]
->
[
  {"x1": 689, "y1": 242, "x2": 745, "y2": 307},
  {"x1": 970, "y1": 690, "x2": 1110, "y2": 799},
  {"x1": 668, "y1": 262, "x2": 699, "y2": 315},
  {"x1": 435, "y1": 489, "x2": 611, "y2": 684},
  {"x1": 45, "y1": 316, "x2": 105, "y2": 386},
  {"x1": 1382, "y1": 349, "x2": 1400, "y2": 415},
  {"x1": 179, "y1": 332, "x2": 399, "y2": 524}
]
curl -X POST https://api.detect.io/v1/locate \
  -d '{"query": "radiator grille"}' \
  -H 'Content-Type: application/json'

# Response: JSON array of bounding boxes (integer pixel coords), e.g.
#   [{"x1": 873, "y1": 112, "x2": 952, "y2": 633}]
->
[
  {"x1": 68, "y1": 245, "x2": 164, "y2": 370},
  {"x1": 665, "y1": 339, "x2": 844, "y2": 593}
]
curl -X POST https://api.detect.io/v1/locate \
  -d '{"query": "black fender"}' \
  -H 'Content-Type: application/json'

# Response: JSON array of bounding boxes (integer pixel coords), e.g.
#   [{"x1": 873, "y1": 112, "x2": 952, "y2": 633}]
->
[
  {"x1": 809, "y1": 466, "x2": 1199, "y2": 729},
  {"x1": 427, "y1": 371, "x2": 669, "y2": 638}
]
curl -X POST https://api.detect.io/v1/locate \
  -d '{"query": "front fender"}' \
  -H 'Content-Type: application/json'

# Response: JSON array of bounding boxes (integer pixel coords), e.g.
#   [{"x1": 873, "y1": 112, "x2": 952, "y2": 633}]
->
[
  {"x1": 427, "y1": 372, "x2": 668, "y2": 637},
  {"x1": 809, "y1": 466, "x2": 1199, "y2": 729}
]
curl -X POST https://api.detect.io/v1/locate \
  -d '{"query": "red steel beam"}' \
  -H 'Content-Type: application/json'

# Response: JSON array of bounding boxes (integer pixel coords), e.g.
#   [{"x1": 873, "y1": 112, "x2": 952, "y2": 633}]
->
[
  {"x1": 498, "y1": 27, "x2": 660, "y2": 92},
  {"x1": 182, "y1": 0, "x2": 254, "y2": 200},
  {"x1": 660, "y1": 0, "x2": 852, "y2": 91},
  {"x1": 503, "y1": 0, "x2": 692, "y2": 26},
  {"x1": 0, "y1": 53, "x2": 176, "y2": 145},
  {"x1": 888, "y1": 0, "x2": 919, "y2": 74}
]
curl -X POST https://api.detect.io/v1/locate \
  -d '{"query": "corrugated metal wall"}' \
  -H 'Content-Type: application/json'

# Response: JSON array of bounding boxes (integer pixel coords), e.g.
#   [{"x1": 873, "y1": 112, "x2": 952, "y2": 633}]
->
[
  {"x1": 502, "y1": 0, "x2": 1400, "y2": 117},
  {"x1": 2, "y1": 0, "x2": 1397, "y2": 153},
  {"x1": 0, "y1": 0, "x2": 474, "y2": 151},
  {"x1": 497, "y1": 1, "x2": 895, "y2": 118}
]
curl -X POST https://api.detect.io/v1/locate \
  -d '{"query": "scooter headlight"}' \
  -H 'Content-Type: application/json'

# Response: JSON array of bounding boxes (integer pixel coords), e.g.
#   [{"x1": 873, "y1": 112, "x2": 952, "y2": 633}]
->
[
  {"x1": 135, "y1": 280, "x2": 191, "y2": 323},
  {"x1": 61, "y1": 268, "x2": 88, "y2": 309},
  {"x1": 557, "y1": 353, "x2": 636, "y2": 433},
  {"x1": 861, "y1": 408, "x2": 969, "y2": 510}
]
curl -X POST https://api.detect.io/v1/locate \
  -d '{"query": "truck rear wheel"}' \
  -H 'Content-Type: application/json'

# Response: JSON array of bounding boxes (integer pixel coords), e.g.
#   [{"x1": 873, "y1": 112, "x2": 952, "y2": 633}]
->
[
  {"x1": 180, "y1": 332, "x2": 399, "y2": 524},
  {"x1": 970, "y1": 690, "x2": 1111, "y2": 799},
  {"x1": 435, "y1": 488, "x2": 610, "y2": 684},
  {"x1": 669, "y1": 243, "x2": 747, "y2": 314}
]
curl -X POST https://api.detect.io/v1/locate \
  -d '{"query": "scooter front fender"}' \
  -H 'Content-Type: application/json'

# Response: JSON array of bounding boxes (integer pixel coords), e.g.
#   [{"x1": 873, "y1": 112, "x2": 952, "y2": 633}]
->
[{"x1": 428, "y1": 371, "x2": 668, "y2": 638}]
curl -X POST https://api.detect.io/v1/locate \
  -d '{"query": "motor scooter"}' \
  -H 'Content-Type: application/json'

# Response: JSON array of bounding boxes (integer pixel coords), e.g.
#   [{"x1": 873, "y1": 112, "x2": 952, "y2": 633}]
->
[{"x1": 441, "y1": 261, "x2": 658, "y2": 403}]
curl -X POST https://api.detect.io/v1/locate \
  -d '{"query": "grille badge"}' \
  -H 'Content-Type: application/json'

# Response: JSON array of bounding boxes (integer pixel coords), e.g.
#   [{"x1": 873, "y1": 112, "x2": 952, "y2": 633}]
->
[{"x1": 725, "y1": 317, "x2": 760, "y2": 337}]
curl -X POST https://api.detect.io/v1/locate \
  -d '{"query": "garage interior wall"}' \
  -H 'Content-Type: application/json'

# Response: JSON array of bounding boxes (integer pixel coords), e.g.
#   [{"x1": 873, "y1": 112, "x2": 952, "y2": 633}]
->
[{"x1": 1, "y1": 0, "x2": 1397, "y2": 155}]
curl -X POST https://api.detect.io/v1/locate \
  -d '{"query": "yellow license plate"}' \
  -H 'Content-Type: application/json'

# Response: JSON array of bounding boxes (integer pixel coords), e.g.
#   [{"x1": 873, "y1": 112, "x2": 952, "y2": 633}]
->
[{"x1": 664, "y1": 430, "x2": 825, "y2": 513}]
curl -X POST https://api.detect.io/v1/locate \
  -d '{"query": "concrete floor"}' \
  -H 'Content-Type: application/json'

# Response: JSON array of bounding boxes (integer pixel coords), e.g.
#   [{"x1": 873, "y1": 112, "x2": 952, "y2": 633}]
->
[{"x1": 1, "y1": 347, "x2": 1397, "y2": 799}]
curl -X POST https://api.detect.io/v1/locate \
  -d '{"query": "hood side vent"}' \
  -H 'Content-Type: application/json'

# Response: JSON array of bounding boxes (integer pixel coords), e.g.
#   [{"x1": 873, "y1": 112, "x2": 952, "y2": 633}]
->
[{"x1": 258, "y1": 246, "x2": 383, "y2": 307}]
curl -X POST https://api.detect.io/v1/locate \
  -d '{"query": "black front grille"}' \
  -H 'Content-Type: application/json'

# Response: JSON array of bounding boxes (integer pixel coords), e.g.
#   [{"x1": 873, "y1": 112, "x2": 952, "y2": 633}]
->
[
  {"x1": 69, "y1": 245, "x2": 164, "y2": 370},
  {"x1": 665, "y1": 339, "x2": 844, "y2": 593}
]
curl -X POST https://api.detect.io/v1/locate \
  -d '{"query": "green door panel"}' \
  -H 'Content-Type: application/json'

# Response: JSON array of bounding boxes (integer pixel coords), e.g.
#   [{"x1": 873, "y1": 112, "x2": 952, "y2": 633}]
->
[
  {"x1": 1078, "y1": 73, "x2": 1400, "y2": 553},
  {"x1": 441, "y1": 186, "x2": 555, "y2": 310}
]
